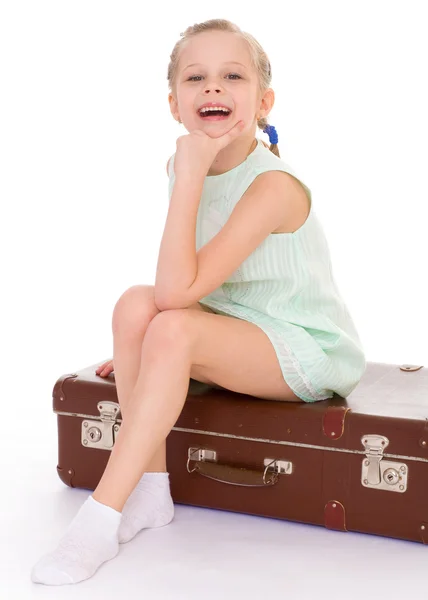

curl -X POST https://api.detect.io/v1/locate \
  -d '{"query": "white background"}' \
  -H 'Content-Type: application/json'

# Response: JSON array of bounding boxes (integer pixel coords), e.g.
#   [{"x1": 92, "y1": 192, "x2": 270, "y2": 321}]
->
[{"x1": 1, "y1": 1, "x2": 427, "y2": 598}]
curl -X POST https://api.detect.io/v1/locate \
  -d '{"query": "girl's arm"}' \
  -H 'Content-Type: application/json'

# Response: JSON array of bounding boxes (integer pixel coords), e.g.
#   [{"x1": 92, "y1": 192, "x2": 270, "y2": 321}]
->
[
  {"x1": 155, "y1": 170, "x2": 294, "y2": 311},
  {"x1": 155, "y1": 172, "x2": 205, "y2": 311},
  {"x1": 156, "y1": 121, "x2": 245, "y2": 310}
]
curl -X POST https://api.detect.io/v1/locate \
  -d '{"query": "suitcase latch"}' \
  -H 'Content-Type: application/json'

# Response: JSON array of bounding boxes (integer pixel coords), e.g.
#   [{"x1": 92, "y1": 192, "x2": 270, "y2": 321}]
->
[
  {"x1": 81, "y1": 401, "x2": 121, "y2": 450},
  {"x1": 361, "y1": 434, "x2": 408, "y2": 493}
]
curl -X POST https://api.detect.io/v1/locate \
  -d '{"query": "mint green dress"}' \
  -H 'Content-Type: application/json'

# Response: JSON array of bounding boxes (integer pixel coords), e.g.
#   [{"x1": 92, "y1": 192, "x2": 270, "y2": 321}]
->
[{"x1": 167, "y1": 137, "x2": 366, "y2": 402}]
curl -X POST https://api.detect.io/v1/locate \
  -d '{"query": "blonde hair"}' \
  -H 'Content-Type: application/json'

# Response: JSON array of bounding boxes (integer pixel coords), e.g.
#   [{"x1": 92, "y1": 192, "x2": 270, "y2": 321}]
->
[{"x1": 167, "y1": 18, "x2": 280, "y2": 158}]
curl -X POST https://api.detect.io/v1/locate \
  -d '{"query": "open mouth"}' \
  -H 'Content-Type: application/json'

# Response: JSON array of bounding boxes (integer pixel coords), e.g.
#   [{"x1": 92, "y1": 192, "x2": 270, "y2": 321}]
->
[{"x1": 198, "y1": 107, "x2": 232, "y2": 121}]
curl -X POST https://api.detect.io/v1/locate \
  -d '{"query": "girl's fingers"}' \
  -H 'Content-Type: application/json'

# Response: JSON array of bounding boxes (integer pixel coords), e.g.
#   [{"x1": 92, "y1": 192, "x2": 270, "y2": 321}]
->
[
  {"x1": 96, "y1": 360, "x2": 113, "y2": 374},
  {"x1": 229, "y1": 120, "x2": 245, "y2": 135},
  {"x1": 217, "y1": 120, "x2": 245, "y2": 147},
  {"x1": 97, "y1": 368, "x2": 110, "y2": 377}
]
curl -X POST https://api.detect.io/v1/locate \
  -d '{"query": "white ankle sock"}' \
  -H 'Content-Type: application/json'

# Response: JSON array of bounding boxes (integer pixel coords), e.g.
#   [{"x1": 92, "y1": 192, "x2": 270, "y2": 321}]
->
[
  {"x1": 118, "y1": 471, "x2": 174, "y2": 543},
  {"x1": 31, "y1": 495, "x2": 121, "y2": 586}
]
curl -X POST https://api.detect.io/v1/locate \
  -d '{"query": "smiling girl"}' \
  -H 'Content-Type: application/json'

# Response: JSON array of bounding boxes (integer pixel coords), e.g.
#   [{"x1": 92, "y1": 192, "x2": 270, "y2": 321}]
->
[{"x1": 31, "y1": 18, "x2": 366, "y2": 586}]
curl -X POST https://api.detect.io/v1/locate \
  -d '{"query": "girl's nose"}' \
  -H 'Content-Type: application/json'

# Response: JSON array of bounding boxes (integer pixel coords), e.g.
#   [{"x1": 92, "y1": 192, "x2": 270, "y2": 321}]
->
[{"x1": 203, "y1": 80, "x2": 223, "y2": 94}]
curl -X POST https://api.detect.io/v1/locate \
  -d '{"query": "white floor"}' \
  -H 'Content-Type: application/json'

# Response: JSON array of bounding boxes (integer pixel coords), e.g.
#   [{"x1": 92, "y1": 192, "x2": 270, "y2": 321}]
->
[{"x1": 2, "y1": 410, "x2": 427, "y2": 600}]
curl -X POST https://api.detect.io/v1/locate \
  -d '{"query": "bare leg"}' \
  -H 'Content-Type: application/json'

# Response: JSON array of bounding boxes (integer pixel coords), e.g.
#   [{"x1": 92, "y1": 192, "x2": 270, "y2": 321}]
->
[
  {"x1": 111, "y1": 290, "x2": 167, "y2": 472},
  {"x1": 92, "y1": 312, "x2": 192, "y2": 512},
  {"x1": 31, "y1": 298, "x2": 188, "y2": 585}
]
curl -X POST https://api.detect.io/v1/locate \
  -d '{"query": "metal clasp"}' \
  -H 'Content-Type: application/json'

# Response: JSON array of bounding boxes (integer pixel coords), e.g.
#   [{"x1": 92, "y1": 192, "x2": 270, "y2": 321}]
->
[
  {"x1": 81, "y1": 401, "x2": 121, "y2": 450},
  {"x1": 361, "y1": 434, "x2": 408, "y2": 493},
  {"x1": 263, "y1": 457, "x2": 293, "y2": 476}
]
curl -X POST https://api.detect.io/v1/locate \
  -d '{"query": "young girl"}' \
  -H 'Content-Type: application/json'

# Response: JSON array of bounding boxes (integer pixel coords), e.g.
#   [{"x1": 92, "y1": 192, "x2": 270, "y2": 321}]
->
[{"x1": 31, "y1": 19, "x2": 366, "y2": 585}]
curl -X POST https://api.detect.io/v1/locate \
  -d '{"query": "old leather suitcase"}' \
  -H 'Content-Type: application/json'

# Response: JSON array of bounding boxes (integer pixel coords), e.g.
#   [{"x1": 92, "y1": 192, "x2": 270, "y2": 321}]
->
[{"x1": 53, "y1": 360, "x2": 428, "y2": 545}]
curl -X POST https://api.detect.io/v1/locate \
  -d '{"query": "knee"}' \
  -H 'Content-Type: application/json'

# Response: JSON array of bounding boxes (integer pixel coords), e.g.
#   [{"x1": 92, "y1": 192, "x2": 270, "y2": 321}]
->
[
  {"x1": 144, "y1": 309, "x2": 195, "y2": 351},
  {"x1": 112, "y1": 284, "x2": 159, "y2": 336}
]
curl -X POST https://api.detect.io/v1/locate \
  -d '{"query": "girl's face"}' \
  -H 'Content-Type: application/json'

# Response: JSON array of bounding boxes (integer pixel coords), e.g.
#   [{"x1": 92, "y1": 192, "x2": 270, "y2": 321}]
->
[{"x1": 169, "y1": 31, "x2": 272, "y2": 137}]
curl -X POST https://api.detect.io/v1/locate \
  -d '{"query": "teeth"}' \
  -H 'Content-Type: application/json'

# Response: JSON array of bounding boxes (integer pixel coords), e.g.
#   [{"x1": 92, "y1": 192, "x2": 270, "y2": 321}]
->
[{"x1": 199, "y1": 106, "x2": 231, "y2": 114}]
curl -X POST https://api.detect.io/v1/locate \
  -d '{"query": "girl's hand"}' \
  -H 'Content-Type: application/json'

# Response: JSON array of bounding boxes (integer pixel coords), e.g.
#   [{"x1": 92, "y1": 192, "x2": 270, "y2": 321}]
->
[
  {"x1": 174, "y1": 119, "x2": 246, "y2": 179},
  {"x1": 95, "y1": 359, "x2": 114, "y2": 377}
]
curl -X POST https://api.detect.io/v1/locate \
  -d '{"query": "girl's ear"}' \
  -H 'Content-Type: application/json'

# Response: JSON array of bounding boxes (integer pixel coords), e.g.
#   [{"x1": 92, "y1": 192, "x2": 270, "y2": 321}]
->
[{"x1": 168, "y1": 93, "x2": 180, "y2": 122}]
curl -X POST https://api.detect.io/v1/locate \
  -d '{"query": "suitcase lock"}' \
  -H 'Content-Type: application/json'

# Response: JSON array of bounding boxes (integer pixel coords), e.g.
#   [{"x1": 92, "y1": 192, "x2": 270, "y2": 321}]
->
[
  {"x1": 81, "y1": 401, "x2": 121, "y2": 450},
  {"x1": 361, "y1": 434, "x2": 408, "y2": 492}
]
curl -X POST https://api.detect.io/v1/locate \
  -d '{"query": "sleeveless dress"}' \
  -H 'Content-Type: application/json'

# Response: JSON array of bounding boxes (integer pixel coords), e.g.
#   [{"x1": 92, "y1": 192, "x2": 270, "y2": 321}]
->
[{"x1": 167, "y1": 137, "x2": 367, "y2": 403}]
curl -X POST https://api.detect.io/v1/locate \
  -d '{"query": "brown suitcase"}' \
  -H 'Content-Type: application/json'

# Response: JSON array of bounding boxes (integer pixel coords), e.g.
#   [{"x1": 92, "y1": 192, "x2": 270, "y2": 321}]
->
[{"x1": 53, "y1": 360, "x2": 428, "y2": 545}]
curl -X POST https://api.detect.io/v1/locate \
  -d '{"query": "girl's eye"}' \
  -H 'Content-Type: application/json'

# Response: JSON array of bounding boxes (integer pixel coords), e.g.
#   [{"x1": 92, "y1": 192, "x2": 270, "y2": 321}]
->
[{"x1": 187, "y1": 73, "x2": 242, "y2": 82}]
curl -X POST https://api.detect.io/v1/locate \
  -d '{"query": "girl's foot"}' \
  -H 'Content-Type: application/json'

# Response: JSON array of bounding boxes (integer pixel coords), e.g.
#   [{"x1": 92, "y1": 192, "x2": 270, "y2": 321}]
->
[
  {"x1": 118, "y1": 472, "x2": 174, "y2": 543},
  {"x1": 31, "y1": 495, "x2": 121, "y2": 585}
]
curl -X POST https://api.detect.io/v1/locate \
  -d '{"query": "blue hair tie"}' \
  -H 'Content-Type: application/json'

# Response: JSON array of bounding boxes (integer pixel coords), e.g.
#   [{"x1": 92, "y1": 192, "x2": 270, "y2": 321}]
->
[{"x1": 263, "y1": 124, "x2": 278, "y2": 145}]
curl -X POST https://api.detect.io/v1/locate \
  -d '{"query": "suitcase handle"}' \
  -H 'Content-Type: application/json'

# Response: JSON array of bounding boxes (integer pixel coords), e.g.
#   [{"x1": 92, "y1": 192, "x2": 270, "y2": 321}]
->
[{"x1": 187, "y1": 448, "x2": 280, "y2": 487}]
